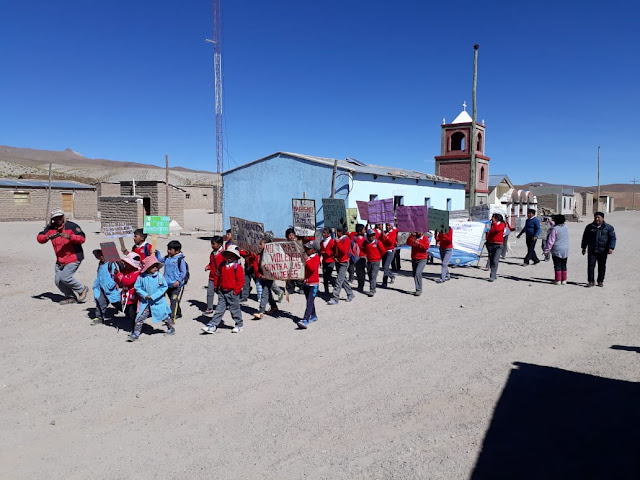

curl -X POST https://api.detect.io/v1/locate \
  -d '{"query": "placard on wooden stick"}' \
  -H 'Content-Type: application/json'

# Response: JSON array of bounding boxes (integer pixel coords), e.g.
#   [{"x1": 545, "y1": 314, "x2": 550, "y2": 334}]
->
[{"x1": 99, "y1": 242, "x2": 121, "y2": 263}]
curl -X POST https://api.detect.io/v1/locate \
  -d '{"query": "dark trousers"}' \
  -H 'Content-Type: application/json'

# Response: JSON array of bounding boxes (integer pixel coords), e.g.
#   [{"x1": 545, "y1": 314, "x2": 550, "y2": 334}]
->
[
  {"x1": 587, "y1": 251, "x2": 608, "y2": 283},
  {"x1": 241, "y1": 270, "x2": 255, "y2": 300},
  {"x1": 524, "y1": 236, "x2": 540, "y2": 264},
  {"x1": 167, "y1": 286, "x2": 182, "y2": 319},
  {"x1": 381, "y1": 251, "x2": 395, "y2": 285},
  {"x1": 552, "y1": 255, "x2": 568, "y2": 272},
  {"x1": 322, "y1": 262, "x2": 335, "y2": 293},
  {"x1": 95, "y1": 290, "x2": 122, "y2": 321},
  {"x1": 487, "y1": 243, "x2": 503, "y2": 280},
  {"x1": 303, "y1": 285, "x2": 318, "y2": 320},
  {"x1": 355, "y1": 257, "x2": 367, "y2": 290},
  {"x1": 392, "y1": 248, "x2": 401, "y2": 271},
  {"x1": 367, "y1": 261, "x2": 380, "y2": 294}
]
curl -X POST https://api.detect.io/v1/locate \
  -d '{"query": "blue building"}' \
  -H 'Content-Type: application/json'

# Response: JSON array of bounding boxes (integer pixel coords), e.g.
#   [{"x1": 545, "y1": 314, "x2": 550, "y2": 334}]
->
[{"x1": 222, "y1": 152, "x2": 466, "y2": 235}]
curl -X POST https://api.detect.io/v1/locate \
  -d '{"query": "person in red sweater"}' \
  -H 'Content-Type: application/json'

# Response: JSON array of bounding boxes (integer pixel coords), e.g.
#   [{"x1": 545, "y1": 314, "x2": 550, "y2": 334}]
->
[
  {"x1": 380, "y1": 223, "x2": 398, "y2": 287},
  {"x1": 362, "y1": 229, "x2": 387, "y2": 297},
  {"x1": 320, "y1": 227, "x2": 336, "y2": 295},
  {"x1": 122, "y1": 229, "x2": 153, "y2": 261},
  {"x1": 350, "y1": 224, "x2": 368, "y2": 292},
  {"x1": 114, "y1": 252, "x2": 142, "y2": 331},
  {"x1": 37, "y1": 208, "x2": 89, "y2": 304},
  {"x1": 486, "y1": 213, "x2": 506, "y2": 282},
  {"x1": 201, "y1": 246, "x2": 245, "y2": 334},
  {"x1": 327, "y1": 225, "x2": 355, "y2": 305},
  {"x1": 435, "y1": 227, "x2": 454, "y2": 284},
  {"x1": 297, "y1": 241, "x2": 320, "y2": 329},
  {"x1": 204, "y1": 236, "x2": 225, "y2": 314},
  {"x1": 406, "y1": 231, "x2": 431, "y2": 296}
]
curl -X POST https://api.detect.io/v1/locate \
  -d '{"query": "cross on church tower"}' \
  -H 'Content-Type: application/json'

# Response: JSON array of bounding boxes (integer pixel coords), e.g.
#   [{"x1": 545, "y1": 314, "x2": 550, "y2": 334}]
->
[{"x1": 462, "y1": 101, "x2": 467, "y2": 111}]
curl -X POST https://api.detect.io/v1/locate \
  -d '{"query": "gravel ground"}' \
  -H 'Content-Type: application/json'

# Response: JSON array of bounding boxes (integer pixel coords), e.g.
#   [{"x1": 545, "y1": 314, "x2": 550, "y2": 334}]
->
[{"x1": 1, "y1": 211, "x2": 638, "y2": 479}]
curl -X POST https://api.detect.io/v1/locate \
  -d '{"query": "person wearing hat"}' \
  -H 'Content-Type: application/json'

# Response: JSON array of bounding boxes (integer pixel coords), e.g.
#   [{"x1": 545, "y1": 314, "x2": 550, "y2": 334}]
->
[
  {"x1": 297, "y1": 241, "x2": 320, "y2": 329},
  {"x1": 362, "y1": 229, "x2": 386, "y2": 297},
  {"x1": 36, "y1": 208, "x2": 89, "y2": 304},
  {"x1": 90, "y1": 249, "x2": 122, "y2": 326},
  {"x1": 114, "y1": 252, "x2": 142, "y2": 330},
  {"x1": 129, "y1": 256, "x2": 174, "y2": 341},
  {"x1": 202, "y1": 245, "x2": 245, "y2": 334}
]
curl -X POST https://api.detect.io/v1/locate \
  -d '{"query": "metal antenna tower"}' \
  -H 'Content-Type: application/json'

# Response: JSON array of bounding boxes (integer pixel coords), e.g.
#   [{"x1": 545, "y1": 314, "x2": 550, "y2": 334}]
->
[{"x1": 206, "y1": 0, "x2": 223, "y2": 231}]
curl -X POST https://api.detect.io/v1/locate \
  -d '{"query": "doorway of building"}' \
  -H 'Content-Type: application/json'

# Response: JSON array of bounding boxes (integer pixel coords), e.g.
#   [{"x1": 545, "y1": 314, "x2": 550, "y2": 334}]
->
[
  {"x1": 61, "y1": 193, "x2": 73, "y2": 217},
  {"x1": 143, "y1": 198, "x2": 151, "y2": 216}
]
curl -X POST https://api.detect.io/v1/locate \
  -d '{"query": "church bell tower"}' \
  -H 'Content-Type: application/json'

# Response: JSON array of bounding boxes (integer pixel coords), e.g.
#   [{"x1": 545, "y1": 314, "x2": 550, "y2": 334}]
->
[{"x1": 434, "y1": 103, "x2": 490, "y2": 207}]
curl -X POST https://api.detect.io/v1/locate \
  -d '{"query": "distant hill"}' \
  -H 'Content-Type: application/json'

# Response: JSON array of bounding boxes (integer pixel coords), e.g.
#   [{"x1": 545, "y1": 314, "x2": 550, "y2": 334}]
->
[
  {"x1": 0, "y1": 145, "x2": 219, "y2": 185},
  {"x1": 518, "y1": 182, "x2": 638, "y2": 209}
]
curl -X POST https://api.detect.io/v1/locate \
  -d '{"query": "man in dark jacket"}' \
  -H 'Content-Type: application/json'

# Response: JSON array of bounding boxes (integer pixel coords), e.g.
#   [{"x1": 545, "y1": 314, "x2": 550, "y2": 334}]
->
[
  {"x1": 517, "y1": 209, "x2": 541, "y2": 265},
  {"x1": 581, "y1": 211, "x2": 616, "y2": 287},
  {"x1": 37, "y1": 208, "x2": 89, "y2": 304}
]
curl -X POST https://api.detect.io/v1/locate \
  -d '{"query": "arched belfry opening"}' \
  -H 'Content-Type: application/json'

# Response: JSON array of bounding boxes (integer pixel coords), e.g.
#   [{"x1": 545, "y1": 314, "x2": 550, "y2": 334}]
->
[
  {"x1": 451, "y1": 131, "x2": 466, "y2": 151},
  {"x1": 476, "y1": 132, "x2": 483, "y2": 153}
]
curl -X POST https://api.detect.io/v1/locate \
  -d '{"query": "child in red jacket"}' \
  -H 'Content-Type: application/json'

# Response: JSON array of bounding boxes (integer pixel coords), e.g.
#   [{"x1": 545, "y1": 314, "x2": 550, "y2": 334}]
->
[
  {"x1": 435, "y1": 228, "x2": 454, "y2": 284},
  {"x1": 201, "y1": 246, "x2": 245, "y2": 334},
  {"x1": 380, "y1": 223, "x2": 398, "y2": 287},
  {"x1": 406, "y1": 231, "x2": 432, "y2": 296},
  {"x1": 362, "y1": 229, "x2": 387, "y2": 297},
  {"x1": 320, "y1": 227, "x2": 336, "y2": 295},
  {"x1": 327, "y1": 225, "x2": 355, "y2": 305},
  {"x1": 297, "y1": 241, "x2": 320, "y2": 329},
  {"x1": 204, "y1": 236, "x2": 225, "y2": 314},
  {"x1": 114, "y1": 252, "x2": 142, "y2": 332}
]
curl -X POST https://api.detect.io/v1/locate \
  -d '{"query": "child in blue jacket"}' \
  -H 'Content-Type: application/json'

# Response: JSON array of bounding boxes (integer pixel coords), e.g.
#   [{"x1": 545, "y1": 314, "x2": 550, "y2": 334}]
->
[
  {"x1": 91, "y1": 249, "x2": 122, "y2": 326},
  {"x1": 158, "y1": 240, "x2": 187, "y2": 321},
  {"x1": 129, "y1": 257, "x2": 174, "y2": 342}
]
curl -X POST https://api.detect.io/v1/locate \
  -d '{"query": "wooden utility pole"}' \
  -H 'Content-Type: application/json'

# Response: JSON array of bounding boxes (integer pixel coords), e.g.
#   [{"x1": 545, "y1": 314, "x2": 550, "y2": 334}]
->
[
  {"x1": 631, "y1": 178, "x2": 638, "y2": 210},
  {"x1": 165, "y1": 154, "x2": 170, "y2": 216},
  {"x1": 45, "y1": 162, "x2": 52, "y2": 225},
  {"x1": 468, "y1": 44, "x2": 479, "y2": 213},
  {"x1": 330, "y1": 159, "x2": 338, "y2": 198},
  {"x1": 597, "y1": 146, "x2": 601, "y2": 212}
]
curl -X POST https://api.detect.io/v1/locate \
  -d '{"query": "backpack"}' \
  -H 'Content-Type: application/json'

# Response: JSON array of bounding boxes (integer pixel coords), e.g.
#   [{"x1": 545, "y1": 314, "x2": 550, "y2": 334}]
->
[
  {"x1": 348, "y1": 239, "x2": 360, "y2": 262},
  {"x1": 177, "y1": 257, "x2": 190, "y2": 285}
]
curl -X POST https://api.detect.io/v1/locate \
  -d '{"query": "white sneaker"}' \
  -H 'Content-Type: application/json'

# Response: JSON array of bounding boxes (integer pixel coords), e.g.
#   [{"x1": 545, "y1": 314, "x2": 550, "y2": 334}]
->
[
  {"x1": 201, "y1": 324, "x2": 217, "y2": 334},
  {"x1": 231, "y1": 326, "x2": 243, "y2": 333}
]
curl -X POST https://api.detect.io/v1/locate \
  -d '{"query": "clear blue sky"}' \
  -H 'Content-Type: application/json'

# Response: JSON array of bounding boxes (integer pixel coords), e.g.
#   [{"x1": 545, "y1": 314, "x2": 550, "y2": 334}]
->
[{"x1": 1, "y1": 0, "x2": 638, "y2": 186}]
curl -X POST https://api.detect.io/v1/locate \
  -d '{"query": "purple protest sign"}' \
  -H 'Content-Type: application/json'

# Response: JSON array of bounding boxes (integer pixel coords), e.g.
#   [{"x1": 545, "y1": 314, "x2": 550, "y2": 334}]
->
[
  {"x1": 356, "y1": 201, "x2": 369, "y2": 221},
  {"x1": 396, "y1": 205, "x2": 428, "y2": 232},
  {"x1": 368, "y1": 198, "x2": 394, "y2": 224}
]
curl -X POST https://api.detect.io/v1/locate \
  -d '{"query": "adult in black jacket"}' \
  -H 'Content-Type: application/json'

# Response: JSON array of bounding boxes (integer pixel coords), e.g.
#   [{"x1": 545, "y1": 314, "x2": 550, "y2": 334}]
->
[{"x1": 581, "y1": 212, "x2": 616, "y2": 287}]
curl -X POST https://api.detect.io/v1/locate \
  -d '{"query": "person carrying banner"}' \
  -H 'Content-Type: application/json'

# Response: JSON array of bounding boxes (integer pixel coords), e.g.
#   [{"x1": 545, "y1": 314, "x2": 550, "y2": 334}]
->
[
  {"x1": 350, "y1": 224, "x2": 368, "y2": 292},
  {"x1": 253, "y1": 234, "x2": 279, "y2": 319},
  {"x1": 297, "y1": 241, "x2": 320, "y2": 329},
  {"x1": 90, "y1": 248, "x2": 121, "y2": 326},
  {"x1": 320, "y1": 228, "x2": 336, "y2": 295},
  {"x1": 114, "y1": 252, "x2": 141, "y2": 332},
  {"x1": 406, "y1": 231, "x2": 431, "y2": 296},
  {"x1": 435, "y1": 228, "x2": 453, "y2": 283},
  {"x1": 122, "y1": 228, "x2": 154, "y2": 261},
  {"x1": 327, "y1": 225, "x2": 355, "y2": 305},
  {"x1": 363, "y1": 229, "x2": 386, "y2": 297},
  {"x1": 486, "y1": 213, "x2": 506, "y2": 282},
  {"x1": 380, "y1": 223, "x2": 398, "y2": 288}
]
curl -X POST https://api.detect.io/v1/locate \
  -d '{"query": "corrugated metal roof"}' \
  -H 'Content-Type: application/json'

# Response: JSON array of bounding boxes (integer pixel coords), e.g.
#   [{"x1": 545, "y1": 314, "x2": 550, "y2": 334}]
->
[
  {"x1": 223, "y1": 152, "x2": 466, "y2": 185},
  {"x1": 488, "y1": 174, "x2": 513, "y2": 188},
  {"x1": 0, "y1": 179, "x2": 95, "y2": 189}
]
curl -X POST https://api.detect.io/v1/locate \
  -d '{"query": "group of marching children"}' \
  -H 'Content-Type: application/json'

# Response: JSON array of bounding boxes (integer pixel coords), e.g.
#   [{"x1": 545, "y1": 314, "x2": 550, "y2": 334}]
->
[{"x1": 90, "y1": 229, "x2": 188, "y2": 342}]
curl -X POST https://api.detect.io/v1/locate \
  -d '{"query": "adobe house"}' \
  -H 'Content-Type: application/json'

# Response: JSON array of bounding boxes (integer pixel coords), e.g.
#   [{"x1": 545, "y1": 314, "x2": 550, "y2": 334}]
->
[
  {"x1": 98, "y1": 180, "x2": 185, "y2": 230},
  {"x1": 0, "y1": 178, "x2": 97, "y2": 222}
]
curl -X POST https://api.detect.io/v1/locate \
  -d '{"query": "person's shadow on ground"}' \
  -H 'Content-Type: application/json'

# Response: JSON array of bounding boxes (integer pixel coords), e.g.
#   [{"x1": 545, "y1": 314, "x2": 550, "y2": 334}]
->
[{"x1": 32, "y1": 292, "x2": 66, "y2": 302}]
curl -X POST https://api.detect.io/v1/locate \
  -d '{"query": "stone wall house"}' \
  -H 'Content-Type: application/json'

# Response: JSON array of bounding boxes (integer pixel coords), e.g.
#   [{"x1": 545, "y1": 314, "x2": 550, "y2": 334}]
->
[
  {"x1": 0, "y1": 179, "x2": 97, "y2": 222},
  {"x1": 99, "y1": 196, "x2": 144, "y2": 232},
  {"x1": 179, "y1": 184, "x2": 222, "y2": 210},
  {"x1": 119, "y1": 181, "x2": 185, "y2": 226}
]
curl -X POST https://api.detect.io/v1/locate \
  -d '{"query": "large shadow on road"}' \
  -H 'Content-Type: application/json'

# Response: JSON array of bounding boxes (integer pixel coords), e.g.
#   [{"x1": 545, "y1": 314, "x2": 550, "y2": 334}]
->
[{"x1": 470, "y1": 362, "x2": 640, "y2": 479}]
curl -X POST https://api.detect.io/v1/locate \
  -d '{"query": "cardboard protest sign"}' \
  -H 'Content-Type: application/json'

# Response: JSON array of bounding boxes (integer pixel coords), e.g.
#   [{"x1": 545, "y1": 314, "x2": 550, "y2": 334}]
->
[
  {"x1": 292, "y1": 199, "x2": 316, "y2": 237},
  {"x1": 396, "y1": 205, "x2": 428, "y2": 232},
  {"x1": 397, "y1": 231, "x2": 411, "y2": 245},
  {"x1": 102, "y1": 222, "x2": 134, "y2": 238},
  {"x1": 322, "y1": 198, "x2": 347, "y2": 229},
  {"x1": 449, "y1": 209, "x2": 469, "y2": 221},
  {"x1": 260, "y1": 241, "x2": 306, "y2": 281},
  {"x1": 368, "y1": 198, "x2": 394, "y2": 224},
  {"x1": 346, "y1": 208, "x2": 358, "y2": 232},
  {"x1": 428, "y1": 208, "x2": 450, "y2": 232},
  {"x1": 230, "y1": 217, "x2": 264, "y2": 254},
  {"x1": 99, "y1": 242, "x2": 121, "y2": 263},
  {"x1": 356, "y1": 201, "x2": 369, "y2": 221},
  {"x1": 470, "y1": 204, "x2": 507, "y2": 222},
  {"x1": 143, "y1": 216, "x2": 170, "y2": 235}
]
